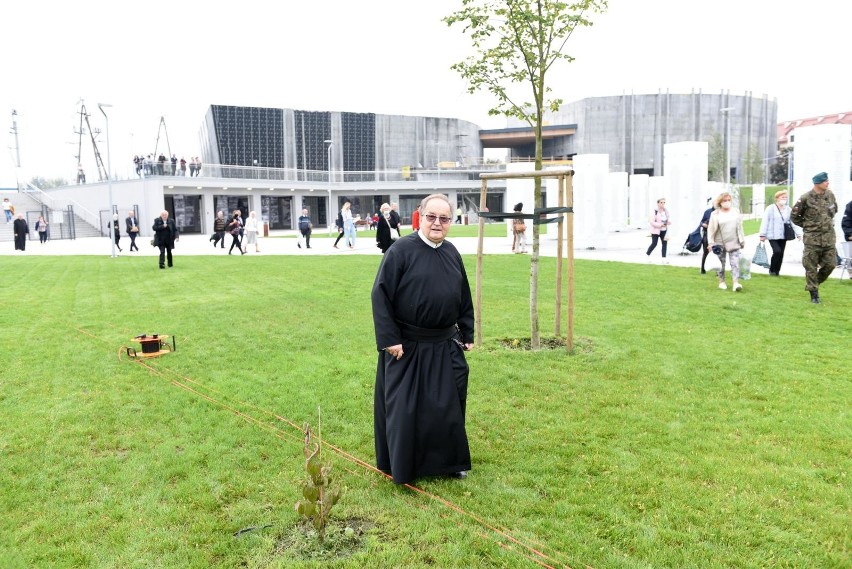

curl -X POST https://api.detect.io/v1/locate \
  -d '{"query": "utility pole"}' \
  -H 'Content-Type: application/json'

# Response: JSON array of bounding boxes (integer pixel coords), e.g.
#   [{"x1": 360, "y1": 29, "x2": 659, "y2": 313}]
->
[
  {"x1": 74, "y1": 100, "x2": 108, "y2": 181},
  {"x1": 10, "y1": 110, "x2": 21, "y2": 167},
  {"x1": 10, "y1": 109, "x2": 21, "y2": 191}
]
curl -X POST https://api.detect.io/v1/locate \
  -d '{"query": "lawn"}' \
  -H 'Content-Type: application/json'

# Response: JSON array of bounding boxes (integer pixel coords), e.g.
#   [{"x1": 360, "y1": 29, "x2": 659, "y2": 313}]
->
[
  {"x1": 0, "y1": 254, "x2": 849, "y2": 568},
  {"x1": 276, "y1": 222, "x2": 508, "y2": 240}
]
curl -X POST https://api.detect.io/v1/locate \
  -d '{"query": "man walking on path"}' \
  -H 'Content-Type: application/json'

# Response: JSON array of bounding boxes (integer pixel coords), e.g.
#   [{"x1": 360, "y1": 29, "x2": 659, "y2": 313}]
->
[{"x1": 790, "y1": 171, "x2": 838, "y2": 304}]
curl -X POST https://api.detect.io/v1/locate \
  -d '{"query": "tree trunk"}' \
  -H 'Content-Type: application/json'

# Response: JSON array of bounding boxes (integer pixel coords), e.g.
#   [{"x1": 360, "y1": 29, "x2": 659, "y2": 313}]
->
[{"x1": 529, "y1": 99, "x2": 544, "y2": 350}]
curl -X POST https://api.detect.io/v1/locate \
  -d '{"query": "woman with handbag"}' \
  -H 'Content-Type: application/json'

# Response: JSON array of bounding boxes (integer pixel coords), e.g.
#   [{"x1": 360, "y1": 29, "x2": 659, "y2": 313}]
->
[
  {"x1": 376, "y1": 203, "x2": 397, "y2": 254},
  {"x1": 646, "y1": 198, "x2": 671, "y2": 263},
  {"x1": 707, "y1": 191, "x2": 746, "y2": 291},
  {"x1": 227, "y1": 210, "x2": 245, "y2": 255},
  {"x1": 511, "y1": 202, "x2": 527, "y2": 254},
  {"x1": 759, "y1": 190, "x2": 801, "y2": 276}
]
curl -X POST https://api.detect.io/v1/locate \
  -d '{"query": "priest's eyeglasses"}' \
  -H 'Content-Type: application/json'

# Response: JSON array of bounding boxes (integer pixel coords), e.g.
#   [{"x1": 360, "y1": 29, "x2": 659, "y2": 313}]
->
[{"x1": 423, "y1": 214, "x2": 452, "y2": 225}]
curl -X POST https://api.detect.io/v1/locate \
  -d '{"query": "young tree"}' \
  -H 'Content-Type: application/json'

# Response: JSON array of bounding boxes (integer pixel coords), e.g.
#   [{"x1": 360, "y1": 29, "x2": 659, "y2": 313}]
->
[
  {"x1": 742, "y1": 142, "x2": 766, "y2": 184},
  {"x1": 445, "y1": 0, "x2": 607, "y2": 349},
  {"x1": 707, "y1": 131, "x2": 725, "y2": 182},
  {"x1": 769, "y1": 147, "x2": 791, "y2": 185},
  {"x1": 29, "y1": 176, "x2": 69, "y2": 189}
]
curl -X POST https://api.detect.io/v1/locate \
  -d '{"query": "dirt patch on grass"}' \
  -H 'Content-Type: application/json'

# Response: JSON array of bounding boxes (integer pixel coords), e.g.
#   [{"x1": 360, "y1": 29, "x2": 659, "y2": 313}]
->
[
  {"x1": 272, "y1": 517, "x2": 377, "y2": 561},
  {"x1": 496, "y1": 336, "x2": 594, "y2": 352}
]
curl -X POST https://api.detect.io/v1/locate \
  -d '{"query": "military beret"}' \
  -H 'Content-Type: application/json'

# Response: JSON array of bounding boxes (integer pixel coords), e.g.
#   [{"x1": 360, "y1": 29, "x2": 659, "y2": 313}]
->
[{"x1": 812, "y1": 172, "x2": 828, "y2": 184}]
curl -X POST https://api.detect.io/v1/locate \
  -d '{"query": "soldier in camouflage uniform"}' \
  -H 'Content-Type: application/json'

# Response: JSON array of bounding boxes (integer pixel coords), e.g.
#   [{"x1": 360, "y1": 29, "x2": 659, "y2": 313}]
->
[{"x1": 790, "y1": 172, "x2": 838, "y2": 304}]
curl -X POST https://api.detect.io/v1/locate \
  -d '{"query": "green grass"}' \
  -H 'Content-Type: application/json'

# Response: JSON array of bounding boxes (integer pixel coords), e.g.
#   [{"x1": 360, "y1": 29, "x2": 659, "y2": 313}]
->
[
  {"x1": 1, "y1": 254, "x2": 849, "y2": 568},
  {"x1": 284, "y1": 223, "x2": 507, "y2": 240}
]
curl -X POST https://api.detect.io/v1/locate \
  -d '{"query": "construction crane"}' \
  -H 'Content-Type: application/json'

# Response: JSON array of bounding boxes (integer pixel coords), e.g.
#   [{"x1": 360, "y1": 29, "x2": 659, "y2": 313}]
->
[
  {"x1": 74, "y1": 100, "x2": 108, "y2": 181},
  {"x1": 153, "y1": 116, "x2": 172, "y2": 163}
]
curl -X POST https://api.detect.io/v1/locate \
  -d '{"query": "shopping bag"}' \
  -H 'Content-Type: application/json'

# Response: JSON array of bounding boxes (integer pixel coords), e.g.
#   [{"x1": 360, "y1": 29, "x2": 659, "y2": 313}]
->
[
  {"x1": 738, "y1": 256, "x2": 752, "y2": 280},
  {"x1": 752, "y1": 243, "x2": 770, "y2": 269}
]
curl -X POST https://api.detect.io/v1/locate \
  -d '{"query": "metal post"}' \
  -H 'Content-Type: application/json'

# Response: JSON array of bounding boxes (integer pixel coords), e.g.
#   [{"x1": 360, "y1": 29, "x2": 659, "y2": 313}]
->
[
  {"x1": 324, "y1": 140, "x2": 334, "y2": 235},
  {"x1": 98, "y1": 103, "x2": 116, "y2": 258},
  {"x1": 721, "y1": 107, "x2": 734, "y2": 188}
]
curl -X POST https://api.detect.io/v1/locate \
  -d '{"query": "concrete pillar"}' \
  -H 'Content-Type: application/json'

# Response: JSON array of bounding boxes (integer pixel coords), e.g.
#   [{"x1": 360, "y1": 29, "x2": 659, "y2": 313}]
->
[
  {"x1": 572, "y1": 154, "x2": 609, "y2": 249},
  {"x1": 791, "y1": 124, "x2": 851, "y2": 240},
  {"x1": 608, "y1": 172, "x2": 629, "y2": 231},
  {"x1": 663, "y1": 141, "x2": 709, "y2": 247},
  {"x1": 629, "y1": 174, "x2": 650, "y2": 228}
]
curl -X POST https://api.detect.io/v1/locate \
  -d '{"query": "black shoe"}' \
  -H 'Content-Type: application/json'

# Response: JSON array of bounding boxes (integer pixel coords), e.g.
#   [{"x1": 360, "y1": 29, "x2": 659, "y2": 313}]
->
[
  {"x1": 768, "y1": 271, "x2": 778, "y2": 276},
  {"x1": 159, "y1": 265, "x2": 165, "y2": 269},
  {"x1": 810, "y1": 290, "x2": 820, "y2": 304},
  {"x1": 448, "y1": 471, "x2": 467, "y2": 479},
  {"x1": 297, "y1": 243, "x2": 301, "y2": 248},
  {"x1": 700, "y1": 269, "x2": 706, "y2": 274}
]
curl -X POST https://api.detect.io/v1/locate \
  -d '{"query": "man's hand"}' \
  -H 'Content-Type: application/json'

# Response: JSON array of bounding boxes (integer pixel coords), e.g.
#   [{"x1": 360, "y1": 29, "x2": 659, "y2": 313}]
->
[{"x1": 385, "y1": 344, "x2": 404, "y2": 360}]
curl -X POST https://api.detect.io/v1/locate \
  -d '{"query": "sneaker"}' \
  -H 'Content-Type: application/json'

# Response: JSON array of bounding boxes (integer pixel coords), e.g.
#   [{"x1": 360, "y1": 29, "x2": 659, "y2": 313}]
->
[
  {"x1": 733, "y1": 283, "x2": 743, "y2": 292},
  {"x1": 718, "y1": 282, "x2": 728, "y2": 290}
]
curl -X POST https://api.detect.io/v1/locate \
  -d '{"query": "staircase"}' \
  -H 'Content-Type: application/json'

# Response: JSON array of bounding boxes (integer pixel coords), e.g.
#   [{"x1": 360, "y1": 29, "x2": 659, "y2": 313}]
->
[{"x1": 0, "y1": 190, "x2": 102, "y2": 242}]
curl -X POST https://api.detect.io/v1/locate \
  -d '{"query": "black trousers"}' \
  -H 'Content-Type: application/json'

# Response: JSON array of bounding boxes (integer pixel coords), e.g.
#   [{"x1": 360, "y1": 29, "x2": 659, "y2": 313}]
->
[
  {"x1": 333, "y1": 228, "x2": 345, "y2": 247},
  {"x1": 158, "y1": 246, "x2": 173, "y2": 267},
  {"x1": 767, "y1": 239, "x2": 787, "y2": 274},
  {"x1": 701, "y1": 231, "x2": 709, "y2": 271},
  {"x1": 128, "y1": 233, "x2": 138, "y2": 251},
  {"x1": 39, "y1": 231, "x2": 47, "y2": 243},
  {"x1": 646, "y1": 231, "x2": 667, "y2": 257},
  {"x1": 229, "y1": 234, "x2": 242, "y2": 253}
]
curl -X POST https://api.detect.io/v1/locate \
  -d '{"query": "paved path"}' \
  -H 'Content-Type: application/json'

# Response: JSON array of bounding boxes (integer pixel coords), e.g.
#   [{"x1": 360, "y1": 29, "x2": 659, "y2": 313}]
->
[{"x1": 2, "y1": 226, "x2": 842, "y2": 280}]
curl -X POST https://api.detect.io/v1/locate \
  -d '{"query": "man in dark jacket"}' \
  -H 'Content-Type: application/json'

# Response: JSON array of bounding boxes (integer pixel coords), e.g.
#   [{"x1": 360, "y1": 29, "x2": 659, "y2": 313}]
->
[
  {"x1": 210, "y1": 211, "x2": 226, "y2": 248},
  {"x1": 297, "y1": 208, "x2": 312, "y2": 249},
  {"x1": 152, "y1": 210, "x2": 179, "y2": 269},
  {"x1": 841, "y1": 199, "x2": 852, "y2": 273},
  {"x1": 790, "y1": 171, "x2": 838, "y2": 303},
  {"x1": 842, "y1": 199, "x2": 852, "y2": 243}
]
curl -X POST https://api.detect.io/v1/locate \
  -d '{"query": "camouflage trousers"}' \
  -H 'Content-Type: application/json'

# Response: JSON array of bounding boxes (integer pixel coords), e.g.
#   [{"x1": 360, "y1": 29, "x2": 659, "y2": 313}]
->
[{"x1": 802, "y1": 244, "x2": 836, "y2": 291}]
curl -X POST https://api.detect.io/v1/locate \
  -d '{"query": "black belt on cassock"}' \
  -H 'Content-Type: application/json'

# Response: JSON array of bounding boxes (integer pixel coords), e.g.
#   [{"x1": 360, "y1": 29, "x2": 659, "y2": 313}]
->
[{"x1": 396, "y1": 321, "x2": 458, "y2": 342}]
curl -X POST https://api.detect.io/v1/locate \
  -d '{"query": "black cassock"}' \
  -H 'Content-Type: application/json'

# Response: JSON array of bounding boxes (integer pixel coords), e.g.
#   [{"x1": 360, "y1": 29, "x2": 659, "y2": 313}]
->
[
  {"x1": 371, "y1": 232, "x2": 474, "y2": 484},
  {"x1": 13, "y1": 218, "x2": 28, "y2": 251}
]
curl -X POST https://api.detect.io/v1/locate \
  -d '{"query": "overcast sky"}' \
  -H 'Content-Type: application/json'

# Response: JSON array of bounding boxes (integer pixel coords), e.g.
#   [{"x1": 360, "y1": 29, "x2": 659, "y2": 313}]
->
[{"x1": 2, "y1": 0, "x2": 849, "y2": 186}]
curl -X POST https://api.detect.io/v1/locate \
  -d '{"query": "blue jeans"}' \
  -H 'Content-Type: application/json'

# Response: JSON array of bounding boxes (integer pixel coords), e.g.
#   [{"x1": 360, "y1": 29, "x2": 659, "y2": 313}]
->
[{"x1": 344, "y1": 223, "x2": 356, "y2": 246}]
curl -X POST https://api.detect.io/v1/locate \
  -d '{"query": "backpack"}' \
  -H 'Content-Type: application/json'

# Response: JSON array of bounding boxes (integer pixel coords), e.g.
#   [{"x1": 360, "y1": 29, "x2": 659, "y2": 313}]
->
[{"x1": 684, "y1": 225, "x2": 703, "y2": 252}]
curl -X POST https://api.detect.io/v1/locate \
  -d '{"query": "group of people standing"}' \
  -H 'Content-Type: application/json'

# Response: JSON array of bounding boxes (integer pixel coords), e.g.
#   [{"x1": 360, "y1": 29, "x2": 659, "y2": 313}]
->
[{"x1": 132, "y1": 155, "x2": 201, "y2": 178}]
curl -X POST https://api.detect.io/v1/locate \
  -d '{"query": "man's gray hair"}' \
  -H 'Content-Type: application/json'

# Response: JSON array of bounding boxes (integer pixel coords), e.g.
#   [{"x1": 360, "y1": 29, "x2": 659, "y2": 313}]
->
[{"x1": 419, "y1": 193, "x2": 451, "y2": 213}]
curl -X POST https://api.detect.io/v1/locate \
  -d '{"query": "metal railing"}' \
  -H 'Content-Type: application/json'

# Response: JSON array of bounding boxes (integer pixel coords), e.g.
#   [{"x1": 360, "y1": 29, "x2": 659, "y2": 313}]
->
[
  {"x1": 23, "y1": 183, "x2": 101, "y2": 231},
  {"x1": 110, "y1": 162, "x2": 508, "y2": 184}
]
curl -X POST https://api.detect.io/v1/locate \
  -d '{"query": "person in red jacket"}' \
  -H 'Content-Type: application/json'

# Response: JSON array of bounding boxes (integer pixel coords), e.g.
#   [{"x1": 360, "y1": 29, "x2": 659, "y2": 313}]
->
[{"x1": 411, "y1": 208, "x2": 420, "y2": 231}]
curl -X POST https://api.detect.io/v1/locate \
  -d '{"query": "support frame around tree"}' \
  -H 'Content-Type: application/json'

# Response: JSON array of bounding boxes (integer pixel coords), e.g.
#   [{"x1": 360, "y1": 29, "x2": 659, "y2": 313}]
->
[{"x1": 475, "y1": 168, "x2": 575, "y2": 351}]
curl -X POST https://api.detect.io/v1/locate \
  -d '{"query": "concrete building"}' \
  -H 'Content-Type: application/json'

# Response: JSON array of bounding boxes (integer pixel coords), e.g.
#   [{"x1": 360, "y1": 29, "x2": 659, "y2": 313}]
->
[{"x1": 506, "y1": 91, "x2": 777, "y2": 182}]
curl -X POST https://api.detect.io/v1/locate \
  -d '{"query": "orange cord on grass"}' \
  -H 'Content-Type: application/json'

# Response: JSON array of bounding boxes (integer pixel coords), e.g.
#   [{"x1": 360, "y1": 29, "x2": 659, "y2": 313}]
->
[{"x1": 83, "y1": 327, "x2": 575, "y2": 569}]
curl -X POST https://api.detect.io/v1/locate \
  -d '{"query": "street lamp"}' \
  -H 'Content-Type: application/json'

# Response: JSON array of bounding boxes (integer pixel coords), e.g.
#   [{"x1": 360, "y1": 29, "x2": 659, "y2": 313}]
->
[
  {"x1": 720, "y1": 107, "x2": 734, "y2": 188},
  {"x1": 324, "y1": 140, "x2": 334, "y2": 235},
  {"x1": 98, "y1": 103, "x2": 116, "y2": 258}
]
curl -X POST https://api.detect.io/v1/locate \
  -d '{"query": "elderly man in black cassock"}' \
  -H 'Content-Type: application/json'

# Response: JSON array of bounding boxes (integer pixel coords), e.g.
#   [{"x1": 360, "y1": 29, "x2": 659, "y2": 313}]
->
[
  {"x1": 371, "y1": 193, "x2": 475, "y2": 485},
  {"x1": 13, "y1": 214, "x2": 29, "y2": 251}
]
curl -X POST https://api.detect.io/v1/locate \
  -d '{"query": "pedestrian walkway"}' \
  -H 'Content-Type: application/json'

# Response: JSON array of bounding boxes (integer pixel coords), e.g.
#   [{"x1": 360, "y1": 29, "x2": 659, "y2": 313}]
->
[{"x1": 0, "y1": 226, "x2": 839, "y2": 280}]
